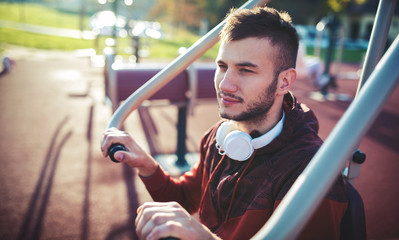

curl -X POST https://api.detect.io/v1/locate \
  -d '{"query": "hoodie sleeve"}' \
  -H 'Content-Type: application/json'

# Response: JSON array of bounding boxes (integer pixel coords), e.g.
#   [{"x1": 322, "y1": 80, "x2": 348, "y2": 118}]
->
[
  {"x1": 139, "y1": 125, "x2": 219, "y2": 214},
  {"x1": 139, "y1": 159, "x2": 204, "y2": 214}
]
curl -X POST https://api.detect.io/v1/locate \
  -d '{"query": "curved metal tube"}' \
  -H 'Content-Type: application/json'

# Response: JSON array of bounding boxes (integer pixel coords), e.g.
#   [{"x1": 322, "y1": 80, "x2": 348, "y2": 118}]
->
[
  {"x1": 107, "y1": 0, "x2": 270, "y2": 129},
  {"x1": 356, "y1": 0, "x2": 397, "y2": 94},
  {"x1": 252, "y1": 36, "x2": 399, "y2": 240}
]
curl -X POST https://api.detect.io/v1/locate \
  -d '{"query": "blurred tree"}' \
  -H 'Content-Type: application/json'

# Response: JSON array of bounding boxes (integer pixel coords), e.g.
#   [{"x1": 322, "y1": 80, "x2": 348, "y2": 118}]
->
[
  {"x1": 202, "y1": 0, "x2": 247, "y2": 27},
  {"x1": 268, "y1": 0, "x2": 328, "y2": 24},
  {"x1": 148, "y1": 0, "x2": 205, "y2": 30},
  {"x1": 146, "y1": 0, "x2": 369, "y2": 33},
  {"x1": 327, "y1": 0, "x2": 366, "y2": 12},
  {"x1": 147, "y1": 0, "x2": 249, "y2": 31}
]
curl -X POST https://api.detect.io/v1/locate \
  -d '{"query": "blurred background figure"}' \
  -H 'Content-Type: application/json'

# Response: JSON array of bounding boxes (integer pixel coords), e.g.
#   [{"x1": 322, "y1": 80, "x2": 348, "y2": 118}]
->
[
  {"x1": 296, "y1": 41, "x2": 323, "y2": 87},
  {"x1": 0, "y1": 55, "x2": 14, "y2": 76}
]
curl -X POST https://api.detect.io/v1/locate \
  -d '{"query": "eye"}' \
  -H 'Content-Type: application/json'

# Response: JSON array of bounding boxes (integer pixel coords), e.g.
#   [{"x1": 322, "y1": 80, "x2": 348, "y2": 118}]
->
[
  {"x1": 217, "y1": 63, "x2": 227, "y2": 71},
  {"x1": 239, "y1": 68, "x2": 254, "y2": 73}
]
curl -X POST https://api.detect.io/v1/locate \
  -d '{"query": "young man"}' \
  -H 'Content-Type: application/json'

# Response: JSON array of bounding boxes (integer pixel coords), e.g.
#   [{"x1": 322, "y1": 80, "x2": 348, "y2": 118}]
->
[{"x1": 101, "y1": 6, "x2": 348, "y2": 240}]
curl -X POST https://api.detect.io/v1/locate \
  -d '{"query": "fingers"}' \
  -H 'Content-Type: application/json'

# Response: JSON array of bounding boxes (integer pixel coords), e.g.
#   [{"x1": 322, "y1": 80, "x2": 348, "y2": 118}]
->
[
  {"x1": 141, "y1": 212, "x2": 180, "y2": 240},
  {"x1": 136, "y1": 202, "x2": 187, "y2": 240},
  {"x1": 136, "y1": 202, "x2": 182, "y2": 231},
  {"x1": 100, "y1": 128, "x2": 131, "y2": 158},
  {"x1": 145, "y1": 221, "x2": 182, "y2": 240},
  {"x1": 135, "y1": 202, "x2": 219, "y2": 240},
  {"x1": 100, "y1": 128, "x2": 159, "y2": 175}
]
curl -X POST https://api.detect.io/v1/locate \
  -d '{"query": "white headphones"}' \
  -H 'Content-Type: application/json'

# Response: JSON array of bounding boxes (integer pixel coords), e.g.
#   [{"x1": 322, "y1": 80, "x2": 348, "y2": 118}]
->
[{"x1": 215, "y1": 113, "x2": 285, "y2": 161}]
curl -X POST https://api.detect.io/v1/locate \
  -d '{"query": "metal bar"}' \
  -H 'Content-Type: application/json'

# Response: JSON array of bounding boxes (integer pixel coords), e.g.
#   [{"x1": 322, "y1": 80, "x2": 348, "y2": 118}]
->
[
  {"x1": 347, "y1": 0, "x2": 396, "y2": 183},
  {"x1": 107, "y1": 0, "x2": 270, "y2": 129},
  {"x1": 176, "y1": 106, "x2": 188, "y2": 166},
  {"x1": 252, "y1": 35, "x2": 399, "y2": 240},
  {"x1": 356, "y1": 0, "x2": 397, "y2": 95}
]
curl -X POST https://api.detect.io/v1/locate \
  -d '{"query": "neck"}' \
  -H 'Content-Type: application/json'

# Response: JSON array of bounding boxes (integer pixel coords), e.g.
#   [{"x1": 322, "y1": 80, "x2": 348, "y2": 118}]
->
[{"x1": 236, "y1": 98, "x2": 284, "y2": 135}]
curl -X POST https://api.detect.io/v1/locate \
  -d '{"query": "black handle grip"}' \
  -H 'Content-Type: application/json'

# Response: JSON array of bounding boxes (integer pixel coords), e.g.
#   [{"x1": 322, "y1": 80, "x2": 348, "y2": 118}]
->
[
  {"x1": 108, "y1": 144, "x2": 127, "y2": 163},
  {"x1": 352, "y1": 149, "x2": 366, "y2": 164}
]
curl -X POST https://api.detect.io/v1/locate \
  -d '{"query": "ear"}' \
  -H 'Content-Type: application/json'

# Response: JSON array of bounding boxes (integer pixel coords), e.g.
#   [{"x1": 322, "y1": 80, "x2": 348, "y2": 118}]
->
[{"x1": 276, "y1": 68, "x2": 296, "y2": 96}]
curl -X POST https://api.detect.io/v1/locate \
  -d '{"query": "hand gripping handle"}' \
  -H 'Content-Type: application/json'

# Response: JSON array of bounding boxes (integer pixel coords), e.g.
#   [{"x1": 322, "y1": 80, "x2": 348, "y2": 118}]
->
[{"x1": 108, "y1": 144, "x2": 127, "y2": 163}]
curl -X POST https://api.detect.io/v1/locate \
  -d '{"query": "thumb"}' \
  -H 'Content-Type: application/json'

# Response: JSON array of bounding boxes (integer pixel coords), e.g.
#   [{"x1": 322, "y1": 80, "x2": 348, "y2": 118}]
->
[{"x1": 114, "y1": 151, "x2": 125, "y2": 161}]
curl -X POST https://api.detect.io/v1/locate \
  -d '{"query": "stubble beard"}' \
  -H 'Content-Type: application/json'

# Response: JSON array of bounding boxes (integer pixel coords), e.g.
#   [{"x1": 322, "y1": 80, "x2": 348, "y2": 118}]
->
[{"x1": 218, "y1": 77, "x2": 278, "y2": 124}]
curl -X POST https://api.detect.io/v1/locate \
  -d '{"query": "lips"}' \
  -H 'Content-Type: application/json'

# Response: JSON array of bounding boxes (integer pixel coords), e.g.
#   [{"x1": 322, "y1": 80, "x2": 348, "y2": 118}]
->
[{"x1": 218, "y1": 92, "x2": 242, "y2": 106}]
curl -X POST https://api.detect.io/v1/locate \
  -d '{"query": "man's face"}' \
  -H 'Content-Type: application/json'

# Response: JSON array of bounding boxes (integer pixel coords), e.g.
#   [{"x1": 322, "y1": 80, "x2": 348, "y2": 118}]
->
[{"x1": 214, "y1": 37, "x2": 278, "y2": 122}]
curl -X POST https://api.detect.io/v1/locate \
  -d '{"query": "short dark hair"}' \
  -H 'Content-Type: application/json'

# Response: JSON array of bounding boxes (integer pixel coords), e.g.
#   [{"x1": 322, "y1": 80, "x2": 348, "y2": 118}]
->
[{"x1": 219, "y1": 6, "x2": 299, "y2": 74}]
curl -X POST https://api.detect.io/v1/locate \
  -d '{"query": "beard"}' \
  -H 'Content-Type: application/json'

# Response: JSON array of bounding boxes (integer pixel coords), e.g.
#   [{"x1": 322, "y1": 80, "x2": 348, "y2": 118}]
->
[{"x1": 218, "y1": 75, "x2": 278, "y2": 122}]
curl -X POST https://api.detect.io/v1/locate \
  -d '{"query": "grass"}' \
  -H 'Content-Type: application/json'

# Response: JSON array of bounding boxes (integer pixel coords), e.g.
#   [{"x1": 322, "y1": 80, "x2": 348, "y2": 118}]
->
[
  {"x1": 306, "y1": 47, "x2": 366, "y2": 64},
  {"x1": 0, "y1": 27, "x2": 93, "y2": 51},
  {"x1": 0, "y1": 2, "x2": 88, "y2": 29},
  {"x1": 0, "y1": 3, "x2": 218, "y2": 60}
]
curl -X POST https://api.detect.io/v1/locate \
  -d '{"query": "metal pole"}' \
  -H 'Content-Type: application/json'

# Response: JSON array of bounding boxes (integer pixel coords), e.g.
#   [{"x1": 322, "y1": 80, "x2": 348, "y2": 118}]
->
[
  {"x1": 252, "y1": 35, "x2": 399, "y2": 240},
  {"x1": 107, "y1": 0, "x2": 270, "y2": 129},
  {"x1": 356, "y1": 0, "x2": 397, "y2": 94},
  {"x1": 347, "y1": 0, "x2": 397, "y2": 183},
  {"x1": 176, "y1": 106, "x2": 188, "y2": 166},
  {"x1": 108, "y1": 0, "x2": 119, "y2": 57},
  {"x1": 320, "y1": 14, "x2": 339, "y2": 95}
]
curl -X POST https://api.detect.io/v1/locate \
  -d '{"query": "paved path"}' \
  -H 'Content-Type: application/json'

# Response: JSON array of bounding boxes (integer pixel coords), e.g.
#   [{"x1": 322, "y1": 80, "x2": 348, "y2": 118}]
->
[
  {"x1": 0, "y1": 52, "x2": 153, "y2": 240},
  {"x1": 0, "y1": 49, "x2": 398, "y2": 239}
]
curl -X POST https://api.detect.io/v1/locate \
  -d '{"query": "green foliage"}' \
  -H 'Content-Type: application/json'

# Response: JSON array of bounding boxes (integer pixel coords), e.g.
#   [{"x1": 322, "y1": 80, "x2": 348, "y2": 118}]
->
[{"x1": 327, "y1": 0, "x2": 367, "y2": 13}]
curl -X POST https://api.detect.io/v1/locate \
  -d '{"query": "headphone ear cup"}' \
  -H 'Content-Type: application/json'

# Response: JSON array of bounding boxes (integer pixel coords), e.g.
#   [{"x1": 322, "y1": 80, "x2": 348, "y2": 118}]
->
[
  {"x1": 224, "y1": 130, "x2": 254, "y2": 161},
  {"x1": 216, "y1": 121, "x2": 236, "y2": 151}
]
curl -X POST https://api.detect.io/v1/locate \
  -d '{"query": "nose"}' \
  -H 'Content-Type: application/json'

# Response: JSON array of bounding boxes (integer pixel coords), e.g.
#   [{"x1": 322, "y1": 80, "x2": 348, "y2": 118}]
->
[{"x1": 215, "y1": 68, "x2": 238, "y2": 93}]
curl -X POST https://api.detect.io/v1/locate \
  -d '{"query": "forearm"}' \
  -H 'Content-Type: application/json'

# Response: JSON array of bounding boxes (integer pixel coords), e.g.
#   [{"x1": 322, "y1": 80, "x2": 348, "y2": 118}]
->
[{"x1": 140, "y1": 165, "x2": 202, "y2": 214}]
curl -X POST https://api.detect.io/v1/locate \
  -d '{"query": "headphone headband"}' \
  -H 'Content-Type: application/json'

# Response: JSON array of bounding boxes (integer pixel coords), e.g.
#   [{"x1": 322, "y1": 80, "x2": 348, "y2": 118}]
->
[{"x1": 215, "y1": 112, "x2": 285, "y2": 161}]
